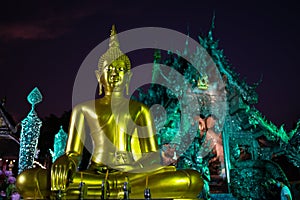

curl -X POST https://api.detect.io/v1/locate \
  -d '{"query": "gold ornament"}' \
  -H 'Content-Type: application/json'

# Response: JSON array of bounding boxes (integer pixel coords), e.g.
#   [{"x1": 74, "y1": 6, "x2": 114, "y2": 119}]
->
[{"x1": 197, "y1": 74, "x2": 209, "y2": 90}]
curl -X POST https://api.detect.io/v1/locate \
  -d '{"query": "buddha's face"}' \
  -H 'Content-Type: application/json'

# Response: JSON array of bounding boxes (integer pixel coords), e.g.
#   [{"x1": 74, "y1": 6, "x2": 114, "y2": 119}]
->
[{"x1": 98, "y1": 59, "x2": 131, "y2": 94}]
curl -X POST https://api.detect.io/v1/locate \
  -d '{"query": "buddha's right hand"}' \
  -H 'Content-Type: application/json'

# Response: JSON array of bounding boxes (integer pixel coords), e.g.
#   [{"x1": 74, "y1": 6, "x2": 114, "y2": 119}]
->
[{"x1": 51, "y1": 154, "x2": 77, "y2": 191}]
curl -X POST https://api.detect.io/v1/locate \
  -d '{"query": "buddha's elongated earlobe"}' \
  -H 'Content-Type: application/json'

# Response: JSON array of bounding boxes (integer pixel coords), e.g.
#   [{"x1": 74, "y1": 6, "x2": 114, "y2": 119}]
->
[
  {"x1": 95, "y1": 69, "x2": 102, "y2": 95},
  {"x1": 126, "y1": 72, "x2": 132, "y2": 96},
  {"x1": 99, "y1": 84, "x2": 102, "y2": 95},
  {"x1": 126, "y1": 83, "x2": 129, "y2": 95}
]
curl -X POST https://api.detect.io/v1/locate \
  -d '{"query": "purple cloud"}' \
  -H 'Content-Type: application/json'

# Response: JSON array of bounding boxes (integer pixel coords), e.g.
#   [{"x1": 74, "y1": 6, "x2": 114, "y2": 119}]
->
[
  {"x1": 0, "y1": 2, "x2": 111, "y2": 40},
  {"x1": 0, "y1": 23, "x2": 69, "y2": 40}
]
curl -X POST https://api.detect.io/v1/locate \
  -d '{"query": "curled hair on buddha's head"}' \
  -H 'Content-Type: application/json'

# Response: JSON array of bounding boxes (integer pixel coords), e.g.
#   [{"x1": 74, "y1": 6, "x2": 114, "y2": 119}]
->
[{"x1": 98, "y1": 24, "x2": 131, "y2": 74}]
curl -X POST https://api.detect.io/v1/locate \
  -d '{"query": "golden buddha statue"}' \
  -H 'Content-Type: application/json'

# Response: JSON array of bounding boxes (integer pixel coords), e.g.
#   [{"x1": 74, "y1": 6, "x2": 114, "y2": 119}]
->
[{"x1": 16, "y1": 25, "x2": 203, "y2": 199}]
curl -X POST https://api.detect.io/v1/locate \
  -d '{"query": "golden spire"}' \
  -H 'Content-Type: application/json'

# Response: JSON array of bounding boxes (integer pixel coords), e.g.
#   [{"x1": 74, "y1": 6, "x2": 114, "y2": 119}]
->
[
  {"x1": 98, "y1": 25, "x2": 131, "y2": 71},
  {"x1": 109, "y1": 24, "x2": 120, "y2": 48}
]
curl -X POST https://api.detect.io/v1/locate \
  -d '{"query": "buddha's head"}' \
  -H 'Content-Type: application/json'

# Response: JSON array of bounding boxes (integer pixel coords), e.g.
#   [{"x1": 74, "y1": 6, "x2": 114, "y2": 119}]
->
[{"x1": 95, "y1": 25, "x2": 132, "y2": 95}]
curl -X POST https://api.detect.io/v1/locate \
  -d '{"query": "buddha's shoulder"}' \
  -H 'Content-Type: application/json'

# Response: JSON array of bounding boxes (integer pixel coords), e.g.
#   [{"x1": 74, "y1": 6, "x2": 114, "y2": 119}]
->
[
  {"x1": 128, "y1": 99, "x2": 147, "y2": 106},
  {"x1": 72, "y1": 99, "x2": 108, "y2": 111},
  {"x1": 72, "y1": 98, "x2": 149, "y2": 110},
  {"x1": 128, "y1": 99, "x2": 151, "y2": 113}
]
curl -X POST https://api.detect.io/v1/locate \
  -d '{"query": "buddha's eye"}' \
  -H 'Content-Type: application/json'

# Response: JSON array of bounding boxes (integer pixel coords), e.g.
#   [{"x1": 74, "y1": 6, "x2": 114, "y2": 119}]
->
[
  {"x1": 106, "y1": 65, "x2": 113, "y2": 71},
  {"x1": 118, "y1": 67, "x2": 124, "y2": 71}
]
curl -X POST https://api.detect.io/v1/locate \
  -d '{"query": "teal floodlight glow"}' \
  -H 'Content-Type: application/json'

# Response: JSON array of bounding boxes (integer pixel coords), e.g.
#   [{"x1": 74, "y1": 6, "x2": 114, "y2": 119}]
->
[{"x1": 18, "y1": 87, "x2": 43, "y2": 174}]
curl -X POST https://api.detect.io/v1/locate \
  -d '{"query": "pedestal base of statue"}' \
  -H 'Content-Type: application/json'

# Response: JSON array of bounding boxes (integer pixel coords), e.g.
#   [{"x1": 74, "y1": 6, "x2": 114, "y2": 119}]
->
[
  {"x1": 50, "y1": 186, "x2": 204, "y2": 200},
  {"x1": 17, "y1": 166, "x2": 203, "y2": 199},
  {"x1": 52, "y1": 193, "x2": 203, "y2": 200}
]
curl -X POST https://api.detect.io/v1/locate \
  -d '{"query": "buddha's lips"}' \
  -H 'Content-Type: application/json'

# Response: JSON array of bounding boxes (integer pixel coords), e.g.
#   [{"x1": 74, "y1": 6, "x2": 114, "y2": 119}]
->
[{"x1": 110, "y1": 77, "x2": 120, "y2": 82}]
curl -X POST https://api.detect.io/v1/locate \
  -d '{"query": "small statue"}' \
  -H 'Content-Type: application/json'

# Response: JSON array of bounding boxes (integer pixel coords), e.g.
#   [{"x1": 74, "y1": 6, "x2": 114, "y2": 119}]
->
[
  {"x1": 197, "y1": 74, "x2": 209, "y2": 90},
  {"x1": 16, "y1": 25, "x2": 203, "y2": 199}
]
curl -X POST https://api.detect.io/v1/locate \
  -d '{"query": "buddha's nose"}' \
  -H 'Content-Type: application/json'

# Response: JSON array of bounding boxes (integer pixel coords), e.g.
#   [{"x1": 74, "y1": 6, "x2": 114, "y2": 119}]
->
[
  {"x1": 110, "y1": 69, "x2": 116, "y2": 75},
  {"x1": 110, "y1": 72, "x2": 119, "y2": 81}
]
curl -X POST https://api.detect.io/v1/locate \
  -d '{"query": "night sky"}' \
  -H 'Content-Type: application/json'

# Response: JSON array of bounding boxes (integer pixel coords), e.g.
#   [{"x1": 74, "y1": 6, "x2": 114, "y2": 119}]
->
[{"x1": 0, "y1": 1, "x2": 299, "y2": 131}]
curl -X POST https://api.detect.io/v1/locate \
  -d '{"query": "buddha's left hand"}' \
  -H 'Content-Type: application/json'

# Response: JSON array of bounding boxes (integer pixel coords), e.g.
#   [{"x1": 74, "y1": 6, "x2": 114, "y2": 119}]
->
[{"x1": 51, "y1": 154, "x2": 77, "y2": 191}]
